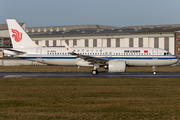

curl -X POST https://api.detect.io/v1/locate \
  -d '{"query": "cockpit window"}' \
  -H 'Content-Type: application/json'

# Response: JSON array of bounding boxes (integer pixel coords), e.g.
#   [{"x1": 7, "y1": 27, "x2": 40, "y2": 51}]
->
[
  {"x1": 167, "y1": 52, "x2": 172, "y2": 55},
  {"x1": 164, "y1": 52, "x2": 172, "y2": 56}
]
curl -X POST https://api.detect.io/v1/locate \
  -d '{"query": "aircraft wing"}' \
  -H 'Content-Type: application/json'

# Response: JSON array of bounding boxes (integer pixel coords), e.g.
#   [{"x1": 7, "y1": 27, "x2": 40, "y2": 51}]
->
[
  {"x1": 63, "y1": 41, "x2": 108, "y2": 65},
  {"x1": 4, "y1": 48, "x2": 26, "y2": 55},
  {"x1": 70, "y1": 52, "x2": 108, "y2": 65}
]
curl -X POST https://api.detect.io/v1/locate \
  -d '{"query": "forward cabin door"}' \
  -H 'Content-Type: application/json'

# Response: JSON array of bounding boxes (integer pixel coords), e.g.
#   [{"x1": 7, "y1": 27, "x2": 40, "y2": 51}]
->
[{"x1": 109, "y1": 51, "x2": 112, "y2": 57}]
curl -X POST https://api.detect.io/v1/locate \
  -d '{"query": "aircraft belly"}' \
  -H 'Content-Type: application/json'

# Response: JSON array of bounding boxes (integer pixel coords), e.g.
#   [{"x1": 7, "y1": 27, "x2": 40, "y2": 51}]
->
[
  {"x1": 29, "y1": 59, "x2": 78, "y2": 66},
  {"x1": 43, "y1": 59, "x2": 78, "y2": 65},
  {"x1": 127, "y1": 59, "x2": 177, "y2": 66}
]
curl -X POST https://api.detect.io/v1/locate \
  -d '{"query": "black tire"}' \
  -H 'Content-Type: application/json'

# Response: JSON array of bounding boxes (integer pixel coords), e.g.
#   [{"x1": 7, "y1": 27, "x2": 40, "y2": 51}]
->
[
  {"x1": 92, "y1": 70, "x2": 98, "y2": 75},
  {"x1": 153, "y1": 71, "x2": 156, "y2": 75}
]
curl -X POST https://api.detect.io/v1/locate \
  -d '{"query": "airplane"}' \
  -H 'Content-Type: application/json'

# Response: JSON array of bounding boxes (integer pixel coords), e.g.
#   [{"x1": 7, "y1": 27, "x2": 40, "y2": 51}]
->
[{"x1": 3, "y1": 19, "x2": 179, "y2": 75}]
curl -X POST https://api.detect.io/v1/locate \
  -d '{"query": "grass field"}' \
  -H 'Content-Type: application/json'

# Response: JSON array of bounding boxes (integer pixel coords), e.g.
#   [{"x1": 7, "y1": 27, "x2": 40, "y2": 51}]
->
[
  {"x1": 0, "y1": 65, "x2": 179, "y2": 72},
  {"x1": 0, "y1": 77, "x2": 180, "y2": 120},
  {"x1": 0, "y1": 66, "x2": 180, "y2": 119}
]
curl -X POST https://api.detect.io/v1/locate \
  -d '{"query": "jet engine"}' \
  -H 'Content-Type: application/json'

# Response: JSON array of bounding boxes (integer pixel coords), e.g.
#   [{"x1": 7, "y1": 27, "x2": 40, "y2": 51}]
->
[{"x1": 108, "y1": 60, "x2": 126, "y2": 72}]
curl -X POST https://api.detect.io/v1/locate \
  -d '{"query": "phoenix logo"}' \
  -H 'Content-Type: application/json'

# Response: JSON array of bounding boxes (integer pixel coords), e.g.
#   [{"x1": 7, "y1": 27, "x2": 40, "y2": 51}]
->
[{"x1": 11, "y1": 29, "x2": 22, "y2": 42}]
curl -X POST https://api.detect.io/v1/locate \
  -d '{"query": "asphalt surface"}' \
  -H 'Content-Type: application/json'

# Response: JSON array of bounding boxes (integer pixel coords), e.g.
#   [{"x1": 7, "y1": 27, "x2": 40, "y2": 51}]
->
[{"x1": 1, "y1": 72, "x2": 180, "y2": 78}]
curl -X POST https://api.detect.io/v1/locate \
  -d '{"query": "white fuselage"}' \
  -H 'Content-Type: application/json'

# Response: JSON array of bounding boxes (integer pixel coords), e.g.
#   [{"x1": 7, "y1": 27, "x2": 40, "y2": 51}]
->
[{"x1": 4, "y1": 47, "x2": 178, "y2": 67}]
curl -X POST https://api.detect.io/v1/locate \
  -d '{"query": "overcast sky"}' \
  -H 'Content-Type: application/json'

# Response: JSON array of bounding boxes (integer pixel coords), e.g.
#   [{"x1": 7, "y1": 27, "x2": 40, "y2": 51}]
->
[{"x1": 1, "y1": 0, "x2": 180, "y2": 27}]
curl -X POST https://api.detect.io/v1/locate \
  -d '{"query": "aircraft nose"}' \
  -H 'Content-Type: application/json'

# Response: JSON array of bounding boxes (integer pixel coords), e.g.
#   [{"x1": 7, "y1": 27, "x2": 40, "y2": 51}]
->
[
  {"x1": 174, "y1": 56, "x2": 179, "y2": 64},
  {"x1": 177, "y1": 58, "x2": 179, "y2": 63}
]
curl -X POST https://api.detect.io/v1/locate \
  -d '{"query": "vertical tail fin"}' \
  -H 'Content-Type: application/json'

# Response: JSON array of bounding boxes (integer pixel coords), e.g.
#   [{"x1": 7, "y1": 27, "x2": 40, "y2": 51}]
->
[{"x1": 6, "y1": 19, "x2": 38, "y2": 48}]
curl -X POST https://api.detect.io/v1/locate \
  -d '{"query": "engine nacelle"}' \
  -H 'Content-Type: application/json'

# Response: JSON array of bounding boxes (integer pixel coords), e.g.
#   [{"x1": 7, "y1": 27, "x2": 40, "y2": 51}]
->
[{"x1": 108, "y1": 60, "x2": 126, "y2": 72}]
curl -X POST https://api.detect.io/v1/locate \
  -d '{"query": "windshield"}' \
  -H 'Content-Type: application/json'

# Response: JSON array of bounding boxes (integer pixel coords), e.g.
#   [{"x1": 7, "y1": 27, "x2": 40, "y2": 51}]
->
[{"x1": 164, "y1": 52, "x2": 172, "y2": 56}]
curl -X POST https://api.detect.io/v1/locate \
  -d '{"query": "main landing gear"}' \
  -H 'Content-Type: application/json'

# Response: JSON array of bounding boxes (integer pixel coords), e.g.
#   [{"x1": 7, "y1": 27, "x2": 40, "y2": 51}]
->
[
  {"x1": 152, "y1": 66, "x2": 157, "y2": 75},
  {"x1": 91, "y1": 70, "x2": 98, "y2": 75},
  {"x1": 91, "y1": 64, "x2": 99, "y2": 75}
]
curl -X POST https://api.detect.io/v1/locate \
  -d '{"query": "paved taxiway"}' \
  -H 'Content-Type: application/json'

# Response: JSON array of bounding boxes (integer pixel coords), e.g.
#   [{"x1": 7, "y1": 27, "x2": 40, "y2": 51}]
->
[{"x1": 1, "y1": 72, "x2": 180, "y2": 78}]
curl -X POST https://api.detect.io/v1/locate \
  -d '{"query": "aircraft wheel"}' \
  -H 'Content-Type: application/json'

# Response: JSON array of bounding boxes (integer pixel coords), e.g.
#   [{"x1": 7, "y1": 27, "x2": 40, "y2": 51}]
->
[
  {"x1": 92, "y1": 70, "x2": 98, "y2": 75},
  {"x1": 153, "y1": 71, "x2": 157, "y2": 75}
]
